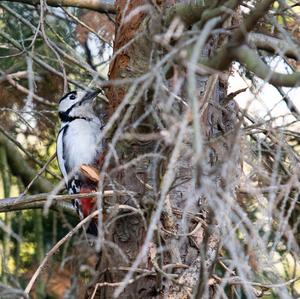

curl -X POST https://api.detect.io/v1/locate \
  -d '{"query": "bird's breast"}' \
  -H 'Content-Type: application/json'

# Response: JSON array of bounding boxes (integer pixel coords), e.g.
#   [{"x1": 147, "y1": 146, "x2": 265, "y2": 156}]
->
[{"x1": 64, "y1": 119, "x2": 102, "y2": 172}]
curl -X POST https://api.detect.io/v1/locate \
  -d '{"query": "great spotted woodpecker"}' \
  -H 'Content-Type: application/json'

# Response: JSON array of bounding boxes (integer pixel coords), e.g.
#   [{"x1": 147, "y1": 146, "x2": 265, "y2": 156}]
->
[{"x1": 56, "y1": 90, "x2": 103, "y2": 235}]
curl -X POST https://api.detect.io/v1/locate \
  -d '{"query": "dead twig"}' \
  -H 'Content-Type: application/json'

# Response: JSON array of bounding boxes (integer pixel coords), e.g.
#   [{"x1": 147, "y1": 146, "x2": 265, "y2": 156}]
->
[
  {"x1": 24, "y1": 209, "x2": 100, "y2": 295},
  {"x1": 0, "y1": 190, "x2": 131, "y2": 213}
]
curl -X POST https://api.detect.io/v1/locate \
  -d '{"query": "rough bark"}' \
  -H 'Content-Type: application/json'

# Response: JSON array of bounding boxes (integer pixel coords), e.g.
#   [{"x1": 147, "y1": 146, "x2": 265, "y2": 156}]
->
[
  {"x1": 89, "y1": 1, "x2": 241, "y2": 298},
  {"x1": 92, "y1": 3, "x2": 160, "y2": 297}
]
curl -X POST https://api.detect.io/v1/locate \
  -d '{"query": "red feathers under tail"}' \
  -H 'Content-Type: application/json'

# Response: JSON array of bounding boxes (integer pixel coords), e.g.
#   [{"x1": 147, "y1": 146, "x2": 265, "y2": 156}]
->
[{"x1": 80, "y1": 186, "x2": 98, "y2": 236}]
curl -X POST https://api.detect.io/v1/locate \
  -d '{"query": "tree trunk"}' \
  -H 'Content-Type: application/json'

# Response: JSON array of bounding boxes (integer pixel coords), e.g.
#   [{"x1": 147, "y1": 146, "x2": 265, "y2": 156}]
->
[
  {"x1": 0, "y1": 146, "x2": 11, "y2": 285},
  {"x1": 87, "y1": 1, "x2": 241, "y2": 298}
]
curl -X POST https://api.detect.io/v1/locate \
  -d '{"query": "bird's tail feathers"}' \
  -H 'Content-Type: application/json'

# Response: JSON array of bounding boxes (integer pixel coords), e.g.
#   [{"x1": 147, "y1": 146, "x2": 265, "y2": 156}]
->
[{"x1": 68, "y1": 177, "x2": 98, "y2": 236}]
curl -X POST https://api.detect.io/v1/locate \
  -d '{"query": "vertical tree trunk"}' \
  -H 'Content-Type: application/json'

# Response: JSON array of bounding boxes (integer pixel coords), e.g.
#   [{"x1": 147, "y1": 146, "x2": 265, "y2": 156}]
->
[
  {"x1": 0, "y1": 146, "x2": 11, "y2": 285},
  {"x1": 89, "y1": 1, "x2": 240, "y2": 298}
]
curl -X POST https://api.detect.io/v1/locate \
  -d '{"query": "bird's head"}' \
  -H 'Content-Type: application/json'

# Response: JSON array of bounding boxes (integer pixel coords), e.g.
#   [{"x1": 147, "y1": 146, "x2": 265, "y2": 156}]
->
[{"x1": 58, "y1": 90, "x2": 100, "y2": 122}]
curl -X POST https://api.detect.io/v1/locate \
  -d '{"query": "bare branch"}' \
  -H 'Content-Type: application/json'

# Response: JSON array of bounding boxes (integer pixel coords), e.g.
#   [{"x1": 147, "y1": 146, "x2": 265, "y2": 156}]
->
[
  {"x1": 0, "y1": 3, "x2": 107, "y2": 81},
  {"x1": 0, "y1": 30, "x2": 88, "y2": 90},
  {"x1": 165, "y1": 0, "x2": 206, "y2": 26},
  {"x1": 5, "y1": 0, "x2": 116, "y2": 13},
  {"x1": 0, "y1": 70, "x2": 56, "y2": 107},
  {"x1": 165, "y1": 0, "x2": 239, "y2": 27},
  {"x1": 20, "y1": 153, "x2": 57, "y2": 196},
  {"x1": 24, "y1": 209, "x2": 100, "y2": 296},
  {"x1": 1, "y1": 200, "x2": 77, "y2": 216},
  {"x1": 248, "y1": 33, "x2": 300, "y2": 61},
  {"x1": 0, "y1": 190, "x2": 129, "y2": 213},
  {"x1": 200, "y1": 0, "x2": 276, "y2": 71},
  {"x1": 234, "y1": 0, "x2": 275, "y2": 43},
  {"x1": 234, "y1": 45, "x2": 300, "y2": 87}
]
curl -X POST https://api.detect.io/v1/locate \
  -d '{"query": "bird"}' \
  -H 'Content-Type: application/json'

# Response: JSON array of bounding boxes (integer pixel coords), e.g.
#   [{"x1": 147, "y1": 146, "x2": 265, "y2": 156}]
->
[{"x1": 56, "y1": 89, "x2": 103, "y2": 235}]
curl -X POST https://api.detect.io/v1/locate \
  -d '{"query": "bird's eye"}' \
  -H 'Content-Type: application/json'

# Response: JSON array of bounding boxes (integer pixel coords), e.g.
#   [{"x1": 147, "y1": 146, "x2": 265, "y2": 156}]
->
[{"x1": 70, "y1": 94, "x2": 76, "y2": 100}]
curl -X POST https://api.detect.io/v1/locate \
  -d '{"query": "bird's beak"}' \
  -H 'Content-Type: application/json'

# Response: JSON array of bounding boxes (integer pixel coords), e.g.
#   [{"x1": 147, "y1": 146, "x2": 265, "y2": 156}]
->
[{"x1": 81, "y1": 89, "x2": 101, "y2": 103}]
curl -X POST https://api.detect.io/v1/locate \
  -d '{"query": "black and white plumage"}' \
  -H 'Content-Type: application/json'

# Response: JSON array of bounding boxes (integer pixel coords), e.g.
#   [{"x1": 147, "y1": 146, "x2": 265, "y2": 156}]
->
[{"x1": 56, "y1": 90, "x2": 103, "y2": 234}]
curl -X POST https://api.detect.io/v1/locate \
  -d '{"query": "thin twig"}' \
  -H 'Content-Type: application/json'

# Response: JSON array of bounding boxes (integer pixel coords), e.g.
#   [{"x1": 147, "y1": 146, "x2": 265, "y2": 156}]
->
[
  {"x1": 61, "y1": 7, "x2": 113, "y2": 46},
  {"x1": 19, "y1": 153, "x2": 58, "y2": 197},
  {"x1": 24, "y1": 209, "x2": 100, "y2": 295},
  {"x1": 1, "y1": 70, "x2": 55, "y2": 107},
  {"x1": 0, "y1": 124, "x2": 59, "y2": 179}
]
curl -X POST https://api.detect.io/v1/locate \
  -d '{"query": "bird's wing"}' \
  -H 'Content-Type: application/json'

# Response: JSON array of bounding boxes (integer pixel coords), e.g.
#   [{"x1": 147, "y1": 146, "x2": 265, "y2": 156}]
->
[{"x1": 56, "y1": 125, "x2": 69, "y2": 186}]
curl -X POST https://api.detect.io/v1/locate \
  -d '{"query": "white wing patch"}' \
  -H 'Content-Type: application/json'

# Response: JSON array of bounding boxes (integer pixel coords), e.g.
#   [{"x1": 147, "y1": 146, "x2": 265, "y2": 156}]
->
[{"x1": 56, "y1": 127, "x2": 69, "y2": 186}]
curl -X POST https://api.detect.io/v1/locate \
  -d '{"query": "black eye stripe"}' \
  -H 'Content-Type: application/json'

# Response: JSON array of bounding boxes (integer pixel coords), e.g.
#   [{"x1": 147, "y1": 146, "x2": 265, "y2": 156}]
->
[{"x1": 59, "y1": 91, "x2": 77, "y2": 103}]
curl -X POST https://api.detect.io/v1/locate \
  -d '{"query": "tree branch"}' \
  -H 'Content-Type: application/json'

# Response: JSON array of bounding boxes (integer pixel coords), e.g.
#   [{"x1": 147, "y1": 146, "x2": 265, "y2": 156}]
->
[
  {"x1": 0, "y1": 190, "x2": 128, "y2": 213},
  {"x1": 200, "y1": 0, "x2": 276, "y2": 71},
  {"x1": 5, "y1": 0, "x2": 116, "y2": 13},
  {"x1": 199, "y1": 43, "x2": 300, "y2": 87},
  {"x1": 234, "y1": 0, "x2": 275, "y2": 43},
  {"x1": 248, "y1": 33, "x2": 300, "y2": 61},
  {"x1": 164, "y1": 0, "x2": 239, "y2": 27},
  {"x1": 24, "y1": 209, "x2": 100, "y2": 296},
  {"x1": 164, "y1": 0, "x2": 206, "y2": 26},
  {"x1": 0, "y1": 134, "x2": 78, "y2": 215},
  {"x1": 0, "y1": 30, "x2": 88, "y2": 90},
  {"x1": 0, "y1": 3, "x2": 107, "y2": 81},
  {"x1": 234, "y1": 45, "x2": 300, "y2": 87},
  {"x1": 0, "y1": 70, "x2": 56, "y2": 107},
  {"x1": 1, "y1": 200, "x2": 77, "y2": 215}
]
